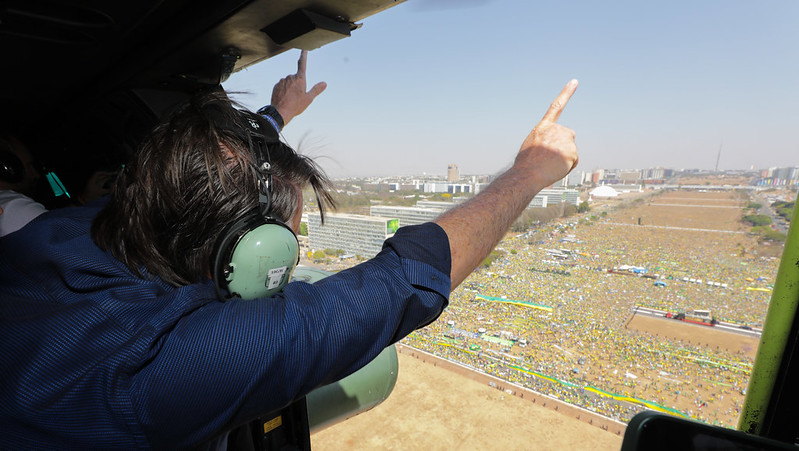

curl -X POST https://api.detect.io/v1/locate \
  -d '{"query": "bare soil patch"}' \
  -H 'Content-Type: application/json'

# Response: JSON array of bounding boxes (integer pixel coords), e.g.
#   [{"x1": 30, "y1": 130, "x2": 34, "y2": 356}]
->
[
  {"x1": 311, "y1": 350, "x2": 624, "y2": 451},
  {"x1": 627, "y1": 314, "x2": 760, "y2": 359}
]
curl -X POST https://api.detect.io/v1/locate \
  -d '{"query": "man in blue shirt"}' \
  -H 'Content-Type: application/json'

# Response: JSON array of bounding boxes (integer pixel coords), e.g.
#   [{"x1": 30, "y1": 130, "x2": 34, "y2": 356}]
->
[{"x1": 0, "y1": 51, "x2": 579, "y2": 448}]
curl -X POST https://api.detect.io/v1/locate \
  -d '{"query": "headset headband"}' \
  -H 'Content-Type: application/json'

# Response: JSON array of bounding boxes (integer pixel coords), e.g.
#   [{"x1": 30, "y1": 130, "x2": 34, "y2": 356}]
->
[
  {"x1": 238, "y1": 111, "x2": 275, "y2": 218},
  {"x1": 208, "y1": 107, "x2": 281, "y2": 219}
]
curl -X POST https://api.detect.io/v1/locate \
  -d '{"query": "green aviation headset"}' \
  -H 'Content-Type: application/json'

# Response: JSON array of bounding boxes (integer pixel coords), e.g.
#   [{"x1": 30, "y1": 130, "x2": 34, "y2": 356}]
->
[{"x1": 211, "y1": 110, "x2": 300, "y2": 300}]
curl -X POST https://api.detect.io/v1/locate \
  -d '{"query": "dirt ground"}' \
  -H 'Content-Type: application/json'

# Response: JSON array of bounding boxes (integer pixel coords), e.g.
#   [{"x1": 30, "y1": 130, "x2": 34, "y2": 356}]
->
[
  {"x1": 311, "y1": 350, "x2": 624, "y2": 451},
  {"x1": 627, "y1": 314, "x2": 760, "y2": 359}
]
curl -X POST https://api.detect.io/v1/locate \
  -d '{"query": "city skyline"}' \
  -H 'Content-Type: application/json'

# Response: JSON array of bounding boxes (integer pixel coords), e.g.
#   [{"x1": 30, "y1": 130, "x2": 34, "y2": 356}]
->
[
  {"x1": 327, "y1": 165, "x2": 795, "y2": 182},
  {"x1": 224, "y1": 1, "x2": 799, "y2": 178}
]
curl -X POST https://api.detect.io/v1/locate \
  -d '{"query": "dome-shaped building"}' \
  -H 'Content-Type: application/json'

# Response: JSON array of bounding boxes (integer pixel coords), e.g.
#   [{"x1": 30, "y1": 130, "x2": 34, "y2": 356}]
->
[{"x1": 589, "y1": 185, "x2": 619, "y2": 197}]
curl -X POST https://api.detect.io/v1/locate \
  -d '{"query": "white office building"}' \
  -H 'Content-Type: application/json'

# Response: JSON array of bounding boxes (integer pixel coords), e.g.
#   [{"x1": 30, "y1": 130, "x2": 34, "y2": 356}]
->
[
  {"x1": 553, "y1": 171, "x2": 586, "y2": 187},
  {"x1": 370, "y1": 205, "x2": 443, "y2": 227},
  {"x1": 415, "y1": 199, "x2": 465, "y2": 210},
  {"x1": 528, "y1": 188, "x2": 581, "y2": 208},
  {"x1": 447, "y1": 184, "x2": 473, "y2": 194},
  {"x1": 422, "y1": 182, "x2": 450, "y2": 193},
  {"x1": 308, "y1": 213, "x2": 400, "y2": 258}
]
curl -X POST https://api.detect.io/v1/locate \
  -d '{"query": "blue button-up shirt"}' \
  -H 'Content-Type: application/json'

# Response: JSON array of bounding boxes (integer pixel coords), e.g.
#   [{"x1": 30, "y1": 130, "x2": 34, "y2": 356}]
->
[{"x1": 0, "y1": 201, "x2": 451, "y2": 449}]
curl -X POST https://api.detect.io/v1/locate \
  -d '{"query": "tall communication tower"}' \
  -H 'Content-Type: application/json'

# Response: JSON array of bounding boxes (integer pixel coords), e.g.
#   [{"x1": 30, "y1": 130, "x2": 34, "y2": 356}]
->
[{"x1": 714, "y1": 141, "x2": 722, "y2": 173}]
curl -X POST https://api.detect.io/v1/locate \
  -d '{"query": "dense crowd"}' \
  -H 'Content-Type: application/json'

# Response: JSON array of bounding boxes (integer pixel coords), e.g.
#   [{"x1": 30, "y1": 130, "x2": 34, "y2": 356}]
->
[{"x1": 319, "y1": 189, "x2": 785, "y2": 427}]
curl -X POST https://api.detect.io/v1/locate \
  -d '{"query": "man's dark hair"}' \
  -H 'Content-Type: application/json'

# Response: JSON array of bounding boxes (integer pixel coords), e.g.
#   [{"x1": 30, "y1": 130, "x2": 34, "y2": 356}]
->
[{"x1": 92, "y1": 89, "x2": 336, "y2": 286}]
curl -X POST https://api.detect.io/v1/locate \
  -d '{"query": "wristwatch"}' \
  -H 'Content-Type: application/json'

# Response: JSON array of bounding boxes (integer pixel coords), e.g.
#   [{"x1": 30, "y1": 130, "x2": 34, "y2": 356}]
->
[{"x1": 256, "y1": 105, "x2": 284, "y2": 132}]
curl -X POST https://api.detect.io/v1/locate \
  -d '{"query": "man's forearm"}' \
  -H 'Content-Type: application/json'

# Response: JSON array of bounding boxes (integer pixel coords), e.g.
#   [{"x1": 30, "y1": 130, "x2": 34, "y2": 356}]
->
[
  {"x1": 434, "y1": 79, "x2": 579, "y2": 291},
  {"x1": 434, "y1": 165, "x2": 547, "y2": 289}
]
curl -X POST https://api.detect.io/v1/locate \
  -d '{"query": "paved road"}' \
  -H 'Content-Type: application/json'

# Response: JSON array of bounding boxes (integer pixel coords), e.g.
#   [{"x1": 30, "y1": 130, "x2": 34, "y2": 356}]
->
[{"x1": 753, "y1": 193, "x2": 790, "y2": 234}]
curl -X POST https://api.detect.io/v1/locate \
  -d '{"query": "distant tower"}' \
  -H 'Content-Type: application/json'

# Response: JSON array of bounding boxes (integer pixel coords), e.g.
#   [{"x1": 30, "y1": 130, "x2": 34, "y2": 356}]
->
[
  {"x1": 447, "y1": 164, "x2": 459, "y2": 182},
  {"x1": 715, "y1": 141, "x2": 722, "y2": 173}
]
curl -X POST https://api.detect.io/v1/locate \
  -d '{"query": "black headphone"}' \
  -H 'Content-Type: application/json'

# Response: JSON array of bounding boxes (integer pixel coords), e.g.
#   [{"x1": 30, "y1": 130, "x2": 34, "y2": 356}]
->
[
  {"x1": 210, "y1": 109, "x2": 301, "y2": 300},
  {"x1": 0, "y1": 138, "x2": 24, "y2": 184}
]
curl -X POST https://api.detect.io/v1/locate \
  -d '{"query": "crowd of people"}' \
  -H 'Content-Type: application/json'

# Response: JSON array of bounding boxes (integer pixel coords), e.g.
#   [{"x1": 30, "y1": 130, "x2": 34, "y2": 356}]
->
[{"x1": 394, "y1": 189, "x2": 782, "y2": 427}]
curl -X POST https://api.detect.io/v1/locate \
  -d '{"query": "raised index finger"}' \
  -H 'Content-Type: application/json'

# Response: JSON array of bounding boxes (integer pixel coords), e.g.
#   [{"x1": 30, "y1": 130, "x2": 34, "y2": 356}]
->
[
  {"x1": 296, "y1": 50, "x2": 308, "y2": 78},
  {"x1": 541, "y1": 79, "x2": 578, "y2": 123}
]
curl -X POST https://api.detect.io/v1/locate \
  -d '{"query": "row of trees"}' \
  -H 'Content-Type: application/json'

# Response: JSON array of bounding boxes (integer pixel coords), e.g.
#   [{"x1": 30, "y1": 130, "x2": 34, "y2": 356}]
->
[
  {"x1": 742, "y1": 198, "x2": 792, "y2": 242},
  {"x1": 772, "y1": 200, "x2": 794, "y2": 221},
  {"x1": 509, "y1": 201, "x2": 589, "y2": 232},
  {"x1": 742, "y1": 214, "x2": 772, "y2": 227}
]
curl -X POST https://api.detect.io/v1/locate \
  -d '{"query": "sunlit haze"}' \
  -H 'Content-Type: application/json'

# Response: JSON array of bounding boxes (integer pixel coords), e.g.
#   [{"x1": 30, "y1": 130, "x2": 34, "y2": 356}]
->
[{"x1": 224, "y1": 0, "x2": 799, "y2": 178}]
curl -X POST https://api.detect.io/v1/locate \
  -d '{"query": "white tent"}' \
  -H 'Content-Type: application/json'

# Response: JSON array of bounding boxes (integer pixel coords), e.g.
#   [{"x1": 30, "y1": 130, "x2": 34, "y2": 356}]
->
[{"x1": 589, "y1": 185, "x2": 619, "y2": 197}]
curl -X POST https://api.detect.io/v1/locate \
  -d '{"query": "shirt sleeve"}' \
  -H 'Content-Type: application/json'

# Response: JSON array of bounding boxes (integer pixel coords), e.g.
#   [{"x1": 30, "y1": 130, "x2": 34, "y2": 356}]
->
[
  {"x1": 0, "y1": 191, "x2": 48, "y2": 237},
  {"x1": 130, "y1": 222, "x2": 451, "y2": 447},
  {"x1": 383, "y1": 221, "x2": 452, "y2": 282}
]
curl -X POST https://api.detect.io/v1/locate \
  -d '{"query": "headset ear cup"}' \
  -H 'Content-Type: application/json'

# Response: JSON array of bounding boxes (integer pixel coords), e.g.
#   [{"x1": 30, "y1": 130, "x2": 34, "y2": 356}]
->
[
  {"x1": 211, "y1": 213, "x2": 257, "y2": 297},
  {"x1": 212, "y1": 212, "x2": 300, "y2": 300}
]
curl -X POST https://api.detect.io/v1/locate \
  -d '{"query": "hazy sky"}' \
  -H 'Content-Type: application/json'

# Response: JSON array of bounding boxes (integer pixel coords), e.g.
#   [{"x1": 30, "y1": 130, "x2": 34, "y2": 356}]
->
[{"x1": 223, "y1": 0, "x2": 799, "y2": 179}]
